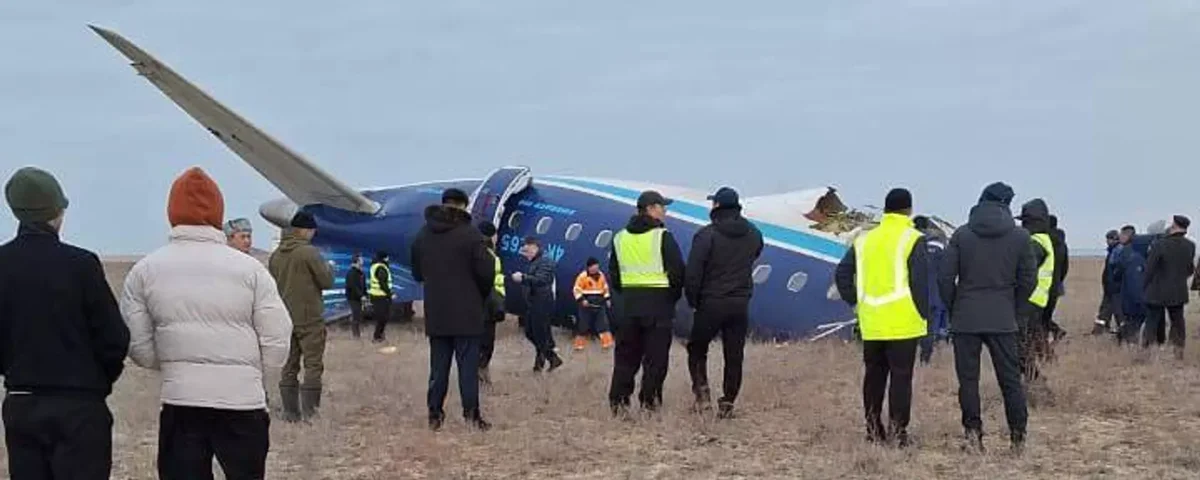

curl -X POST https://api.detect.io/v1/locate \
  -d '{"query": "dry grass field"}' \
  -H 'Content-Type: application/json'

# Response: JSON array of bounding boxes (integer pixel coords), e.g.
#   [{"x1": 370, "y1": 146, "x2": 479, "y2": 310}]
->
[{"x1": 6, "y1": 257, "x2": 1200, "y2": 479}]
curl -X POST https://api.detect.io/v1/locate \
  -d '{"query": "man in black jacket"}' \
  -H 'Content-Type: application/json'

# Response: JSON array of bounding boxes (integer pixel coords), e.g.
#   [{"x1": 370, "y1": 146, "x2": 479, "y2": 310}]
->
[
  {"x1": 684, "y1": 187, "x2": 763, "y2": 419},
  {"x1": 514, "y1": 236, "x2": 563, "y2": 372},
  {"x1": 1016, "y1": 199, "x2": 1054, "y2": 387},
  {"x1": 369, "y1": 251, "x2": 393, "y2": 343},
  {"x1": 1142, "y1": 215, "x2": 1196, "y2": 358},
  {"x1": 411, "y1": 188, "x2": 495, "y2": 431},
  {"x1": 0, "y1": 167, "x2": 131, "y2": 479},
  {"x1": 939, "y1": 182, "x2": 1036, "y2": 453},
  {"x1": 608, "y1": 191, "x2": 686, "y2": 414},
  {"x1": 1044, "y1": 215, "x2": 1069, "y2": 343},
  {"x1": 345, "y1": 253, "x2": 367, "y2": 338}
]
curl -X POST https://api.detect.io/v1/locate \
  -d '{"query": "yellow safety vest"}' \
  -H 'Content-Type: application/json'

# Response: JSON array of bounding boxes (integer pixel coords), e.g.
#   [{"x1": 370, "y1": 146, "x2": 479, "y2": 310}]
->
[
  {"x1": 1029, "y1": 233, "x2": 1055, "y2": 308},
  {"x1": 368, "y1": 262, "x2": 391, "y2": 298},
  {"x1": 852, "y1": 213, "x2": 927, "y2": 341},
  {"x1": 490, "y1": 249, "x2": 506, "y2": 296},
  {"x1": 613, "y1": 228, "x2": 670, "y2": 288}
]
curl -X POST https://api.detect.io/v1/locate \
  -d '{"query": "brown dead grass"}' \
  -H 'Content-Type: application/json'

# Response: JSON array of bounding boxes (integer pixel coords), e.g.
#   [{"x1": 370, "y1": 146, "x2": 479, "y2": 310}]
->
[{"x1": 6, "y1": 258, "x2": 1200, "y2": 479}]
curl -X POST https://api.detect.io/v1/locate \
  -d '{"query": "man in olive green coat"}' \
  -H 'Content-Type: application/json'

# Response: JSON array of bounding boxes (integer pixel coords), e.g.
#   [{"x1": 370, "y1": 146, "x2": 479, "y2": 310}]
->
[{"x1": 268, "y1": 211, "x2": 334, "y2": 422}]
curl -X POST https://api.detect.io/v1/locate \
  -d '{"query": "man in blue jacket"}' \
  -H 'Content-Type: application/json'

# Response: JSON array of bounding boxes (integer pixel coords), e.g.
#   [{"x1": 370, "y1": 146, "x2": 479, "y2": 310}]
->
[
  {"x1": 513, "y1": 236, "x2": 563, "y2": 372},
  {"x1": 913, "y1": 216, "x2": 949, "y2": 364},
  {"x1": 1094, "y1": 230, "x2": 1121, "y2": 335}
]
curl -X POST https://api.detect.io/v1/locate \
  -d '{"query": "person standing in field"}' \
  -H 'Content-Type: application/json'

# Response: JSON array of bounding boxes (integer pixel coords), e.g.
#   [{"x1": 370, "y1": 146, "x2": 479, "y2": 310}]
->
[
  {"x1": 835, "y1": 188, "x2": 929, "y2": 447},
  {"x1": 1095, "y1": 229, "x2": 1122, "y2": 335},
  {"x1": 939, "y1": 182, "x2": 1035, "y2": 454},
  {"x1": 410, "y1": 188, "x2": 496, "y2": 431},
  {"x1": 913, "y1": 215, "x2": 949, "y2": 365},
  {"x1": 1015, "y1": 199, "x2": 1056, "y2": 403},
  {"x1": 368, "y1": 251, "x2": 393, "y2": 343},
  {"x1": 1142, "y1": 215, "x2": 1195, "y2": 359},
  {"x1": 1, "y1": 166, "x2": 131, "y2": 480},
  {"x1": 478, "y1": 221, "x2": 507, "y2": 386},
  {"x1": 269, "y1": 211, "x2": 335, "y2": 422},
  {"x1": 684, "y1": 187, "x2": 763, "y2": 419},
  {"x1": 224, "y1": 217, "x2": 254, "y2": 254},
  {"x1": 344, "y1": 253, "x2": 367, "y2": 339},
  {"x1": 1044, "y1": 214, "x2": 1069, "y2": 343},
  {"x1": 514, "y1": 236, "x2": 564, "y2": 372},
  {"x1": 121, "y1": 167, "x2": 291, "y2": 479}
]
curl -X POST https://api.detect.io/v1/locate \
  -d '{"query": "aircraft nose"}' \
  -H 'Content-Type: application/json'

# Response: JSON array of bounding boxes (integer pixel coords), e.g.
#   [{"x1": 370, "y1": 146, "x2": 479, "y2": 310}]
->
[{"x1": 259, "y1": 197, "x2": 298, "y2": 228}]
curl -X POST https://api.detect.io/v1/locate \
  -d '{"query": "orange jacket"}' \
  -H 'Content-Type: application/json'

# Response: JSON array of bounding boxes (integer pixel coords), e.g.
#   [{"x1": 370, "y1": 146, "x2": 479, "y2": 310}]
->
[{"x1": 573, "y1": 271, "x2": 611, "y2": 307}]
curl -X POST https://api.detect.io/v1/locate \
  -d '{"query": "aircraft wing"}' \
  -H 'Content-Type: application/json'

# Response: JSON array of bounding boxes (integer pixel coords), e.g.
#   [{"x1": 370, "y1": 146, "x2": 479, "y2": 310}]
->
[{"x1": 89, "y1": 25, "x2": 379, "y2": 214}]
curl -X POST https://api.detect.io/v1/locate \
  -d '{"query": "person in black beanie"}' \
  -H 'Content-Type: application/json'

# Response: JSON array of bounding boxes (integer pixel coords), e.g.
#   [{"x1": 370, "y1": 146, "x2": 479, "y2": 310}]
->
[
  {"x1": 1142, "y1": 215, "x2": 1195, "y2": 359},
  {"x1": 477, "y1": 220, "x2": 506, "y2": 386},
  {"x1": 1, "y1": 167, "x2": 131, "y2": 478},
  {"x1": 836, "y1": 187, "x2": 929, "y2": 447},
  {"x1": 939, "y1": 182, "x2": 1035, "y2": 454}
]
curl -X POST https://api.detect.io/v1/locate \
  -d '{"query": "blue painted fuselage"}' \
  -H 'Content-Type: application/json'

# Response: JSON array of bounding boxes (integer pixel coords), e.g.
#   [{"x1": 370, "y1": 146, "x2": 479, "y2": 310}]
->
[{"x1": 308, "y1": 178, "x2": 855, "y2": 340}]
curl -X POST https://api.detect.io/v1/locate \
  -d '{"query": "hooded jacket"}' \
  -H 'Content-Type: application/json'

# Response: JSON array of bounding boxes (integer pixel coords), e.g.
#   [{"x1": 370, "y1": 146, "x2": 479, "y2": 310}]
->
[
  {"x1": 0, "y1": 223, "x2": 130, "y2": 398},
  {"x1": 685, "y1": 205, "x2": 764, "y2": 309},
  {"x1": 411, "y1": 205, "x2": 494, "y2": 337},
  {"x1": 122, "y1": 226, "x2": 293, "y2": 410},
  {"x1": 269, "y1": 231, "x2": 335, "y2": 329},
  {"x1": 1143, "y1": 231, "x2": 1196, "y2": 307},
  {"x1": 1113, "y1": 234, "x2": 1153, "y2": 318},
  {"x1": 608, "y1": 213, "x2": 686, "y2": 323},
  {"x1": 938, "y1": 184, "x2": 1038, "y2": 334},
  {"x1": 1019, "y1": 199, "x2": 1054, "y2": 312}
]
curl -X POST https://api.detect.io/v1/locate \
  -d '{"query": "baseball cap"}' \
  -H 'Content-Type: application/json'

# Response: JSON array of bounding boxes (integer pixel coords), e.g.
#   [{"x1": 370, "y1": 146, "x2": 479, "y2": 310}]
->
[
  {"x1": 706, "y1": 187, "x2": 740, "y2": 208},
  {"x1": 636, "y1": 190, "x2": 673, "y2": 209}
]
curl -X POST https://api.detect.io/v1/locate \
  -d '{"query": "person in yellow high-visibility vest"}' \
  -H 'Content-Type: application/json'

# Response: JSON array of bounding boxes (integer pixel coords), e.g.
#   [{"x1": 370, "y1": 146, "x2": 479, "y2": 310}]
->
[
  {"x1": 477, "y1": 221, "x2": 506, "y2": 386},
  {"x1": 368, "y1": 251, "x2": 393, "y2": 343},
  {"x1": 834, "y1": 188, "x2": 931, "y2": 448},
  {"x1": 1016, "y1": 198, "x2": 1056, "y2": 390},
  {"x1": 607, "y1": 190, "x2": 686, "y2": 416}
]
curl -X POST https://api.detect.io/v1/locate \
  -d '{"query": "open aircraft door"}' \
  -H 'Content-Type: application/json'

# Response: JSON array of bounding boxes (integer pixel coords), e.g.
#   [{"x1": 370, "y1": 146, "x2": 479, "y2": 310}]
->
[{"x1": 469, "y1": 166, "x2": 533, "y2": 229}]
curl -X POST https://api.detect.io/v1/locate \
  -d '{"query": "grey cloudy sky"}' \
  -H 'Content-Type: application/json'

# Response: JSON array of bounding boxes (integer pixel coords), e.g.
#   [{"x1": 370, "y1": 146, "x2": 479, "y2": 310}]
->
[{"x1": 2, "y1": 0, "x2": 1198, "y2": 254}]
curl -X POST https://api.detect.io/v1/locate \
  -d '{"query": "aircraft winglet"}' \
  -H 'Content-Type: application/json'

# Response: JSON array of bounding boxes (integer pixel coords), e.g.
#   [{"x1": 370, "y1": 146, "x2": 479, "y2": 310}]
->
[{"x1": 88, "y1": 25, "x2": 380, "y2": 215}]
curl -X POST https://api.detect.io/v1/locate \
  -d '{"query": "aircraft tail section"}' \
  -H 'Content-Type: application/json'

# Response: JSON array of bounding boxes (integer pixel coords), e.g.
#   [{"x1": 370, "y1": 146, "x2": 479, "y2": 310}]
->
[{"x1": 88, "y1": 25, "x2": 379, "y2": 215}]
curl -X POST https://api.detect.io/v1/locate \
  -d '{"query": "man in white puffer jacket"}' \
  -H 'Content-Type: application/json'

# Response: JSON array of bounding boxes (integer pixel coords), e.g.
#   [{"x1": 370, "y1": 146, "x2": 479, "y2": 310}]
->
[{"x1": 120, "y1": 167, "x2": 292, "y2": 480}]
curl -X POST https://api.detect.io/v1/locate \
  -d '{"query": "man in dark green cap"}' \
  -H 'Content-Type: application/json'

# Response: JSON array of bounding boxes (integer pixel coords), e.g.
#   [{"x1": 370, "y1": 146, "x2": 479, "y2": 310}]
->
[{"x1": 0, "y1": 166, "x2": 131, "y2": 479}]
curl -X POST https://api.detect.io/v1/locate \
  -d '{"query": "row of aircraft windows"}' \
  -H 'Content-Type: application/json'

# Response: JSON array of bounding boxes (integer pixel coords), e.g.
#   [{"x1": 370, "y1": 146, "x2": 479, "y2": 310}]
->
[{"x1": 509, "y1": 211, "x2": 809, "y2": 292}]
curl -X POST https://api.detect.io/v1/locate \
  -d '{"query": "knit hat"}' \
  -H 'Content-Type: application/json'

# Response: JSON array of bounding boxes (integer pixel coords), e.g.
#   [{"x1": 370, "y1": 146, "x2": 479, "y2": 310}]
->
[
  {"x1": 290, "y1": 211, "x2": 318, "y2": 229},
  {"x1": 979, "y1": 182, "x2": 1015, "y2": 206},
  {"x1": 883, "y1": 188, "x2": 912, "y2": 212},
  {"x1": 478, "y1": 221, "x2": 497, "y2": 237},
  {"x1": 5, "y1": 167, "x2": 69, "y2": 223},
  {"x1": 167, "y1": 167, "x2": 224, "y2": 229}
]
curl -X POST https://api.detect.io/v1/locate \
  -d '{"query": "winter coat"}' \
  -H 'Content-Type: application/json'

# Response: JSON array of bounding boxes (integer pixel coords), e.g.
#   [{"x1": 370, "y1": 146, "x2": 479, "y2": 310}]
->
[
  {"x1": 268, "y1": 231, "x2": 334, "y2": 329},
  {"x1": 938, "y1": 192, "x2": 1038, "y2": 334},
  {"x1": 1051, "y1": 228, "x2": 1069, "y2": 295},
  {"x1": 0, "y1": 223, "x2": 130, "y2": 398},
  {"x1": 345, "y1": 265, "x2": 366, "y2": 302},
  {"x1": 1143, "y1": 232, "x2": 1196, "y2": 307},
  {"x1": 521, "y1": 253, "x2": 557, "y2": 317},
  {"x1": 121, "y1": 226, "x2": 292, "y2": 410},
  {"x1": 1019, "y1": 199, "x2": 1053, "y2": 313},
  {"x1": 923, "y1": 231, "x2": 949, "y2": 335},
  {"x1": 410, "y1": 205, "x2": 494, "y2": 337},
  {"x1": 684, "y1": 205, "x2": 765, "y2": 309},
  {"x1": 835, "y1": 214, "x2": 932, "y2": 321},
  {"x1": 1113, "y1": 235, "x2": 1152, "y2": 318},
  {"x1": 1103, "y1": 243, "x2": 1122, "y2": 296},
  {"x1": 608, "y1": 214, "x2": 686, "y2": 323}
]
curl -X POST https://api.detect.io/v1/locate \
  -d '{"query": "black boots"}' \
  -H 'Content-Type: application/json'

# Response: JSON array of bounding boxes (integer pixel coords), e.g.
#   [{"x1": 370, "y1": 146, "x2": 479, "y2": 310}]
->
[
  {"x1": 429, "y1": 411, "x2": 445, "y2": 431},
  {"x1": 962, "y1": 429, "x2": 985, "y2": 454},
  {"x1": 716, "y1": 400, "x2": 735, "y2": 420},
  {"x1": 464, "y1": 409, "x2": 491, "y2": 431},
  {"x1": 533, "y1": 353, "x2": 545, "y2": 372},
  {"x1": 1011, "y1": 431, "x2": 1026, "y2": 455},
  {"x1": 534, "y1": 352, "x2": 563, "y2": 373},
  {"x1": 300, "y1": 386, "x2": 322, "y2": 421},
  {"x1": 546, "y1": 352, "x2": 564, "y2": 372},
  {"x1": 279, "y1": 386, "x2": 301, "y2": 423}
]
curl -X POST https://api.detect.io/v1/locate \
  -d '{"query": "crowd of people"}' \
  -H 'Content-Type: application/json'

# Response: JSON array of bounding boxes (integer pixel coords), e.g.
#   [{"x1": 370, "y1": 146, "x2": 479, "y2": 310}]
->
[{"x1": 2, "y1": 164, "x2": 1197, "y2": 478}]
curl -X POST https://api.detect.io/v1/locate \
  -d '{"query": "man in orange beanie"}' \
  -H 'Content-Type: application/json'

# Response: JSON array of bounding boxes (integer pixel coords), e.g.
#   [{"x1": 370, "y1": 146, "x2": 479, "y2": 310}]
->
[
  {"x1": 122, "y1": 167, "x2": 292, "y2": 479},
  {"x1": 269, "y1": 210, "x2": 334, "y2": 422}
]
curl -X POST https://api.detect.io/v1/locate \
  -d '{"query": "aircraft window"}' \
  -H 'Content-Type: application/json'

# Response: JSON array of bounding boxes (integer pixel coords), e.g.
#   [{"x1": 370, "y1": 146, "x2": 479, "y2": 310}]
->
[
  {"x1": 787, "y1": 271, "x2": 808, "y2": 292},
  {"x1": 595, "y1": 230, "x2": 613, "y2": 248},
  {"x1": 536, "y1": 217, "x2": 553, "y2": 235},
  {"x1": 565, "y1": 223, "x2": 583, "y2": 241},
  {"x1": 752, "y1": 265, "x2": 772, "y2": 284},
  {"x1": 508, "y1": 211, "x2": 524, "y2": 229}
]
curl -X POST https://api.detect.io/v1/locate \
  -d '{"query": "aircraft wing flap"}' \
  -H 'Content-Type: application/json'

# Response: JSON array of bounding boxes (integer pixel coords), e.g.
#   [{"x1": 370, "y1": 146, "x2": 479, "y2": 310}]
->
[{"x1": 89, "y1": 25, "x2": 379, "y2": 214}]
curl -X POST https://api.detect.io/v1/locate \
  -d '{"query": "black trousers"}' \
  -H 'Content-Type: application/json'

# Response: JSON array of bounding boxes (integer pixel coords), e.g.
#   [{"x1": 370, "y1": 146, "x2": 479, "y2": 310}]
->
[
  {"x1": 1144, "y1": 305, "x2": 1185, "y2": 350},
  {"x1": 371, "y1": 296, "x2": 391, "y2": 341},
  {"x1": 686, "y1": 300, "x2": 749, "y2": 405},
  {"x1": 861, "y1": 338, "x2": 919, "y2": 436},
  {"x1": 480, "y1": 321, "x2": 497, "y2": 370},
  {"x1": 609, "y1": 316, "x2": 673, "y2": 409},
  {"x1": 953, "y1": 333, "x2": 1027, "y2": 435},
  {"x1": 1043, "y1": 292, "x2": 1064, "y2": 335},
  {"x1": 3, "y1": 394, "x2": 113, "y2": 480},
  {"x1": 348, "y1": 299, "x2": 364, "y2": 338},
  {"x1": 158, "y1": 404, "x2": 270, "y2": 480},
  {"x1": 428, "y1": 335, "x2": 482, "y2": 415},
  {"x1": 523, "y1": 307, "x2": 555, "y2": 360},
  {"x1": 1019, "y1": 307, "x2": 1047, "y2": 381}
]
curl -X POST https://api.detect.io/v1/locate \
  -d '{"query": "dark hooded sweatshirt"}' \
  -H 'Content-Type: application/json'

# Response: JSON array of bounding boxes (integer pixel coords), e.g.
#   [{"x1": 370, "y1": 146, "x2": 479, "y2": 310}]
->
[
  {"x1": 411, "y1": 205, "x2": 494, "y2": 337},
  {"x1": 608, "y1": 214, "x2": 686, "y2": 323},
  {"x1": 1018, "y1": 199, "x2": 1053, "y2": 313},
  {"x1": 938, "y1": 184, "x2": 1038, "y2": 334},
  {"x1": 685, "y1": 205, "x2": 765, "y2": 309}
]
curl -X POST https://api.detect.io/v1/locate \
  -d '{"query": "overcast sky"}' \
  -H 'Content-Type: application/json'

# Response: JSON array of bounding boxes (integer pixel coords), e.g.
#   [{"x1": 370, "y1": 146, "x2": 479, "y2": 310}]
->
[{"x1": 2, "y1": 0, "x2": 1198, "y2": 254}]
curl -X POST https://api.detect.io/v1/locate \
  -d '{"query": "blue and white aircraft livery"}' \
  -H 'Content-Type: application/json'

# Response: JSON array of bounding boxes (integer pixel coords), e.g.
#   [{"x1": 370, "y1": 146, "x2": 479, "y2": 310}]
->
[{"x1": 92, "y1": 26, "x2": 955, "y2": 340}]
